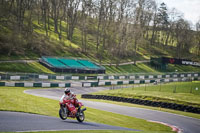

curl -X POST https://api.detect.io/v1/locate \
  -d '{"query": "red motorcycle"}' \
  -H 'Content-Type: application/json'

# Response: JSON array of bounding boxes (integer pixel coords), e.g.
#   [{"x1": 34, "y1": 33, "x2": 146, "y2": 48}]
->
[{"x1": 59, "y1": 98, "x2": 86, "y2": 122}]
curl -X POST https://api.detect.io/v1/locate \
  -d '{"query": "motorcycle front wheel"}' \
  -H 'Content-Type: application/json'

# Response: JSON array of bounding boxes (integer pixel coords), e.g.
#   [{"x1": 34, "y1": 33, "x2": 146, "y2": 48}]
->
[
  {"x1": 59, "y1": 108, "x2": 67, "y2": 120},
  {"x1": 76, "y1": 110, "x2": 85, "y2": 122}
]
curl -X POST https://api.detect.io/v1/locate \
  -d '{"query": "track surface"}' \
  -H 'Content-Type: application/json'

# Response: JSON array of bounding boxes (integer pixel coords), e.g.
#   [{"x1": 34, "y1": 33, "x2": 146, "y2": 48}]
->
[
  {"x1": 0, "y1": 111, "x2": 136, "y2": 132},
  {"x1": 25, "y1": 87, "x2": 200, "y2": 133}
]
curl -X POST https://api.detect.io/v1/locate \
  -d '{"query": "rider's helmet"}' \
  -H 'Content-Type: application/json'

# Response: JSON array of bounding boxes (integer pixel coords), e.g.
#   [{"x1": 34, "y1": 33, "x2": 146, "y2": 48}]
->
[{"x1": 64, "y1": 88, "x2": 70, "y2": 95}]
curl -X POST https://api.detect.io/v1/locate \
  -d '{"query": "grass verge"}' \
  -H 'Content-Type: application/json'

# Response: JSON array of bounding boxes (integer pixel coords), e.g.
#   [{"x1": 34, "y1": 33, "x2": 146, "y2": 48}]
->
[
  {"x1": 0, "y1": 130, "x2": 173, "y2": 133},
  {"x1": 0, "y1": 87, "x2": 173, "y2": 133},
  {"x1": 92, "y1": 81, "x2": 200, "y2": 108}
]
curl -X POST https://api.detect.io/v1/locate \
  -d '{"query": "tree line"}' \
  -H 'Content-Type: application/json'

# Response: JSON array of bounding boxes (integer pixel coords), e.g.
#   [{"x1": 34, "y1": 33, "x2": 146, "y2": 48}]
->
[{"x1": 0, "y1": 0, "x2": 200, "y2": 64}]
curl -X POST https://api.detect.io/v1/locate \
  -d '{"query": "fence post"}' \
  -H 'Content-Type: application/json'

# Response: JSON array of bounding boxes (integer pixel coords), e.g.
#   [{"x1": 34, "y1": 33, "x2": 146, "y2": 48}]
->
[
  {"x1": 190, "y1": 86, "x2": 192, "y2": 93},
  {"x1": 159, "y1": 82, "x2": 161, "y2": 92},
  {"x1": 173, "y1": 84, "x2": 176, "y2": 93}
]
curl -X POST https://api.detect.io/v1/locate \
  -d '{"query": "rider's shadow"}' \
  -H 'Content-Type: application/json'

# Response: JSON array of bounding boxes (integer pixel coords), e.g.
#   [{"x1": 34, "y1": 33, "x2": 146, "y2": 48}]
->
[{"x1": 61, "y1": 120, "x2": 102, "y2": 127}]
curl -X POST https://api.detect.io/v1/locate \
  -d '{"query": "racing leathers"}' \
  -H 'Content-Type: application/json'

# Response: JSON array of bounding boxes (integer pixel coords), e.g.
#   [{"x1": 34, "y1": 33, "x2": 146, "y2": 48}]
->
[{"x1": 59, "y1": 92, "x2": 79, "y2": 112}]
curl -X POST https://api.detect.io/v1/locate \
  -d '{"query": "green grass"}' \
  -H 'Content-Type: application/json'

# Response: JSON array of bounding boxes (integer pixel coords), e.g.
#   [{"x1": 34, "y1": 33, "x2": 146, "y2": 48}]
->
[
  {"x1": 0, "y1": 130, "x2": 174, "y2": 133},
  {"x1": 164, "y1": 64, "x2": 200, "y2": 72},
  {"x1": 105, "y1": 63, "x2": 200, "y2": 74},
  {"x1": 0, "y1": 87, "x2": 173, "y2": 132},
  {"x1": 0, "y1": 62, "x2": 54, "y2": 74},
  {"x1": 1, "y1": 60, "x2": 200, "y2": 74},
  {"x1": 104, "y1": 63, "x2": 160, "y2": 74},
  {"x1": 92, "y1": 81, "x2": 200, "y2": 108},
  {"x1": 0, "y1": 54, "x2": 39, "y2": 61}
]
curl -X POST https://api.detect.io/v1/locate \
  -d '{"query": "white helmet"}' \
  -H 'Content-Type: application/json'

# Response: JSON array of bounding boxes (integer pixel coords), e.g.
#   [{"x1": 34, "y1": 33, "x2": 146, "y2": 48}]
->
[{"x1": 64, "y1": 88, "x2": 70, "y2": 94}]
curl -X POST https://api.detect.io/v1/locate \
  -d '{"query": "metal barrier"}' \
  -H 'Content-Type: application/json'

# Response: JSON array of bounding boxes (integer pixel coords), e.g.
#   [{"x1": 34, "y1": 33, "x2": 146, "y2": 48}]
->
[{"x1": 0, "y1": 72, "x2": 199, "y2": 81}]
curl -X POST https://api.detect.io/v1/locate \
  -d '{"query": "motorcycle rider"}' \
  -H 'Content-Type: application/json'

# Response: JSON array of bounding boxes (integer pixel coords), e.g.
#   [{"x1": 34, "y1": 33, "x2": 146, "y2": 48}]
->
[{"x1": 59, "y1": 88, "x2": 79, "y2": 115}]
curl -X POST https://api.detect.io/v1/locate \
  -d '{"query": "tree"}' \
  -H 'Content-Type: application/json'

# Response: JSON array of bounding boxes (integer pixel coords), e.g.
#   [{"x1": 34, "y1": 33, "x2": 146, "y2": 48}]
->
[
  {"x1": 157, "y1": 2, "x2": 168, "y2": 27},
  {"x1": 195, "y1": 19, "x2": 200, "y2": 56},
  {"x1": 166, "y1": 8, "x2": 183, "y2": 46},
  {"x1": 66, "y1": 0, "x2": 80, "y2": 41},
  {"x1": 150, "y1": 1, "x2": 158, "y2": 45},
  {"x1": 41, "y1": 0, "x2": 49, "y2": 36},
  {"x1": 80, "y1": 0, "x2": 93, "y2": 53},
  {"x1": 174, "y1": 18, "x2": 193, "y2": 58},
  {"x1": 104, "y1": 0, "x2": 118, "y2": 65},
  {"x1": 141, "y1": 0, "x2": 156, "y2": 40},
  {"x1": 130, "y1": 0, "x2": 145, "y2": 64},
  {"x1": 51, "y1": 0, "x2": 60, "y2": 33},
  {"x1": 112, "y1": 0, "x2": 132, "y2": 66}
]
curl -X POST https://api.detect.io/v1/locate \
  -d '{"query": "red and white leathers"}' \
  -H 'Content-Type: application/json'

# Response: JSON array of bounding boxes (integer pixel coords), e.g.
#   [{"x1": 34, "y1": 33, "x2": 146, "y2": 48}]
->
[
  {"x1": 60, "y1": 92, "x2": 75, "y2": 103},
  {"x1": 59, "y1": 92, "x2": 79, "y2": 115}
]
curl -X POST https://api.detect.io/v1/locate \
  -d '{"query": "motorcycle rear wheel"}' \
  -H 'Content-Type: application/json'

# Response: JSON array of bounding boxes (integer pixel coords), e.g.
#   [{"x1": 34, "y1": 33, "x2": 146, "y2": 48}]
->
[
  {"x1": 76, "y1": 111, "x2": 85, "y2": 122},
  {"x1": 59, "y1": 108, "x2": 67, "y2": 120}
]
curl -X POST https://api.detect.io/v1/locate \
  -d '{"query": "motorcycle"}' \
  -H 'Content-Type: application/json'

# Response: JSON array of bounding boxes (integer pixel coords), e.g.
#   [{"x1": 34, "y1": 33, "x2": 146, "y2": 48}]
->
[{"x1": 59, "y1": 97, "x2": 86, "y2": 122}]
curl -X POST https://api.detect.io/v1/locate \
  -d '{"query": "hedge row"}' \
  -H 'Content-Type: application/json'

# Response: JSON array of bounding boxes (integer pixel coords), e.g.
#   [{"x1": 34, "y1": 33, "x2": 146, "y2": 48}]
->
[{"x1": 81, "y1": 94, "x2": 200, "y2": 114}]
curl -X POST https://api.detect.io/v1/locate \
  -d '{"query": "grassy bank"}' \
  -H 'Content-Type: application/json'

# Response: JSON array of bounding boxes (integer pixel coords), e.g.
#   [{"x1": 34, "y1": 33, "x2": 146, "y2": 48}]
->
[
  {"x1": 0, "y1": 87, "x2": 173, "y2": 132},
  {"x1": 1, "y1": 60, "x2": 200, "y2": 74},
  {"x1": 92, "y1": 81, "x2": 200, "y2": 108},
  {"x1": 104, "y1": 63, "x2": 160, "y2": 74},
  {"x1": 0, "y1": 62, "x2": 54, "y2": 74}
]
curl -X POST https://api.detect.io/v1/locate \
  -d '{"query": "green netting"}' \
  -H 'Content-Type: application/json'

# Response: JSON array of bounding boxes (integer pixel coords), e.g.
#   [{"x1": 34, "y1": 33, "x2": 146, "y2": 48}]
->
[
  {"x1": 59, "y1": 59, "x2": 85, "y2": 69},
  {"x1": 78, "y1": 60, "x2": 100, "y2": 69},
  {"x1": 44, "y1": 57, "x2": 66, "y2": 68}
]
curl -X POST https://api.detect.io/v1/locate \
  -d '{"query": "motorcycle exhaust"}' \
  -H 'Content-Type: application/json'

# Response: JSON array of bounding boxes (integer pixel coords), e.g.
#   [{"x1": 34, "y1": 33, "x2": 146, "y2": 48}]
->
[{"x1": 81, "y1": 108, "x2": 86, "y2": 112}]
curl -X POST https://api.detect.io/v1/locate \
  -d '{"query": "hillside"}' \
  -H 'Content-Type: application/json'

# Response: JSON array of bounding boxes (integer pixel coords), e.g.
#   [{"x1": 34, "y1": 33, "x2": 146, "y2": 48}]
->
[
  {"x1": 1, "y1": 18, "x2": 199, "y2": 63},
  {"x1": 1, "y1": 61, "x2": 200, "y2": 74},
  {"x1": 1, "y1": 17, "x2": 200, "y2": 74},
  {"x1": 0, "y1": 0, "x2": 200, "y2": 74}
]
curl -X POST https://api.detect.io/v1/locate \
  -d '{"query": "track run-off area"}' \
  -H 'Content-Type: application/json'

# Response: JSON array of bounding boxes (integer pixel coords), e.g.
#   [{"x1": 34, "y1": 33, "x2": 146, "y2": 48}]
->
[
  {"x1": 1, "y1": 72, "x2": 200, "y2": 133},
  {"x1": 24, "y1": 87, "x2": 200, "y2": 133}
]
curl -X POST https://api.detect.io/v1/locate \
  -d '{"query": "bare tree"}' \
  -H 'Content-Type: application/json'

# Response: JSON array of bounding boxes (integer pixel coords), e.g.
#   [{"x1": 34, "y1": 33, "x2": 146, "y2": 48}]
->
[
  {"x1": 51, "y1": 0, "x2": 60, "y2": 33},
  {"x1": 66, "y1": 0, "x2": 80, "y2": 41},
  {"x1": 166, "y1": 8, "x2": 183, "y2": 46},
  {"x1": 130, "y1": 0, "x2": 145, "y2": 64},
  {"x1": 195, "y1": 19, "x2": 200, "y2": 56},
  {"x1": 150, "y1": 1, "x2": 158, "y2": 45},
  {"x1": 41, "y1": 0, "x2": 49, "y2": 36},
  {"x1": 79, "y1": 0, "x2": 93, "y2": 53},
  {"x1": 174, "y1": 18, "x2": 193, "y2": 58}
]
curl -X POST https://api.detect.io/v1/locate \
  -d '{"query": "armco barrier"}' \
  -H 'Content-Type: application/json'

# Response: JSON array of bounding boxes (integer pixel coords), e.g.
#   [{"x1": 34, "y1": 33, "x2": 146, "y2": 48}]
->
[
  {"x1": 0, "y1": 82, "x2": 71, "y2": 88},
  {"x1": 82, "y1": 77, "x2": 199, "y2": 87},
  {"x1": 1, "y1": 72, "x2": 200, "y2": 81},
  {"x1": 81, "y1": 94, "x2": 200, "y2": 114},
  {"x1": 1, "y1": 77, "x2": 199, "y2": 88}
]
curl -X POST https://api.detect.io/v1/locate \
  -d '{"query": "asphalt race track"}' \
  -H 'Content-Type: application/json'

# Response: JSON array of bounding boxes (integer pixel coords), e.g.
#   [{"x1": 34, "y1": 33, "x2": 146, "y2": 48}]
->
[
  {"x1": 25, "y1": 87, "x2": 200, "y2": 133},
  {"x1": 0, "y1": 111, "x2": 137, "y2": 132}
]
